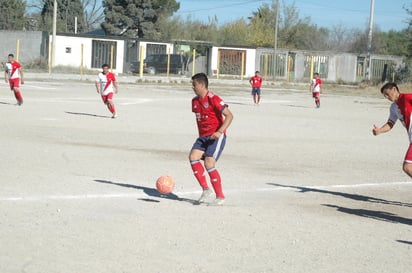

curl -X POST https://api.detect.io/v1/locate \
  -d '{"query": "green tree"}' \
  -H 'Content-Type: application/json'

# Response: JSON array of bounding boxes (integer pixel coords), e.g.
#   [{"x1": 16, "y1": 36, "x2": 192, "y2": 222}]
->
[
  {"x1": 0, "y1": 0, "x2": 26, "y2": 30},
  {"x1": 217, "y1": 19, "x2": 249, "y2": 46},
  {"x1": 247, "y1": 4, "x2": 276, "y2": 47},
  {"x1": 39, "y1": 0, "x2": 86, "y2": 33},
  {"x1": 101, "y1": 0, "x2": 179, "y2": 39},
  {"x1": 405, "y1": 4, "x2": 412, "y2": 58}
]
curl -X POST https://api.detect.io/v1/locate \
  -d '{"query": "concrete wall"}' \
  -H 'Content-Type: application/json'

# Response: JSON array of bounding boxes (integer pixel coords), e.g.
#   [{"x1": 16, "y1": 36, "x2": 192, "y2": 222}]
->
[
  {"x1": 210, "y1": 46, "x2": 256, "y2": 77},
  {"x1": 0, "y1": 31, "x2": 47, "y2": 65},
  {"x1": 51, "y1": 35, "x2": 125, "y2": 73}
]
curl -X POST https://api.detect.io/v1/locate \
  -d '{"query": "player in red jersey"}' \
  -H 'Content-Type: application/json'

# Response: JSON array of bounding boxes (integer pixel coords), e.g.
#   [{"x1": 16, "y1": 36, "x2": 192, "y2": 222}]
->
[
  {"x1": 4, "y1": 53, "x2": 24, "y2": 105},
  {"x1": 310, "y1": 72, "x2": 322, "y2": 108},
  {"x1": 373, "y1": 82, "x2": 412, "y2": 178},
  {"x1": 189, "y1": 73, "x2": 234, "y2": 205},
  {"x1": 249, "y1": 70, "x2": 262, "y2": 104},
  {"x1": 95, "y1": 64, "x2": 118, "y2": 118}
]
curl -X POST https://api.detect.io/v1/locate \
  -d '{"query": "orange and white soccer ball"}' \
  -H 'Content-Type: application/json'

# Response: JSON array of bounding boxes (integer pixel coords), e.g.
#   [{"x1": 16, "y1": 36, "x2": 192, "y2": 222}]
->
[{"x1": 156, "y1": 176, "x2": 175, "y2": 194}]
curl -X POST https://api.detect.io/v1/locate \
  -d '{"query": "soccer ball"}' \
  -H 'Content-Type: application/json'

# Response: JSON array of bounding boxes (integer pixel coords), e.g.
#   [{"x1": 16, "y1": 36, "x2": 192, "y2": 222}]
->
[{"x1": 156, "y1": 176, "x2": 175, "y2": 194}]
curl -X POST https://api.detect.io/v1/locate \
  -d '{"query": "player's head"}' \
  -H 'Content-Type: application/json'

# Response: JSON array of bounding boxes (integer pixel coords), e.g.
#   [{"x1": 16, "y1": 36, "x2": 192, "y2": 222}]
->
[
  {"x1": 380, "y1": 82, "x2": 399, "y2": 94},
  {"x1": 191, "y1": 73, "x2": 208, "y2": 89},
  {"x1": 101, "y1": 64, "x2": 109, "y2": 73},
  {"x1": 381, "y1": 82, "x2": 400, "y2": 102},
  {"x1": 255, "y1": 70, "x2": 260, "y2": 75},
  {"x1": 314, "y1": 72, "x2": 319, "y2": 77},
  {"x1": 8, "y1": 54, "x2": 14, "y2": 61}
]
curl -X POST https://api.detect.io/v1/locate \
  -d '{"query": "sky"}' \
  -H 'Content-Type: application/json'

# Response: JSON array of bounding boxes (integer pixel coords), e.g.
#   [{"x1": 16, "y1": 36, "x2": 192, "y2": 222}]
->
[{"x1": 174, "y1": 0, "x2": 410, "y2": 31}]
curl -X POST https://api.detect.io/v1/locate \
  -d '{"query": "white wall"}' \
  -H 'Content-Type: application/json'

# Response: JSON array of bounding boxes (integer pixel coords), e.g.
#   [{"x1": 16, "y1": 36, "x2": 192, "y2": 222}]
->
[
  {"x1": 51, "y1": 35, "x2": 125, "y2": 73},
  {"x1": 211, "y1": 46, "x2": 256, "y2": 77}
]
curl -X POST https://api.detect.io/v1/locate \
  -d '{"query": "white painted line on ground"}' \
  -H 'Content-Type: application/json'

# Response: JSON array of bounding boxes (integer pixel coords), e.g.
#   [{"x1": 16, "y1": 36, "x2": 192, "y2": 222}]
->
[{"x1": 0, "y1": 181, "x2": 410, "y2": 202}]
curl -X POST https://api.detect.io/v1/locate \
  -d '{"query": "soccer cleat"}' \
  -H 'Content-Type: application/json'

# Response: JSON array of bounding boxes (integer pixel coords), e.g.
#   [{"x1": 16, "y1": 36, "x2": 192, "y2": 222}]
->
[
  {"x1": 16, "y1": 101, "x2": 23, "y2": 106},
  {"x1": 111, "y1": 113, "x2": 117, "y2": 119},
  {"x1": 208, "y1": 197, "x2": 225, "y2": 206},
  {"x1": 197, "y1": 188, "x2": 213, "y2": 203}
]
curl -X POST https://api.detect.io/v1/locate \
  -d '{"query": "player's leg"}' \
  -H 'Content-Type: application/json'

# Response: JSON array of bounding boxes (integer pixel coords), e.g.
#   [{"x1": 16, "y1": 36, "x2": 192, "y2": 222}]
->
[
  {"x1": 10, "y1": 79, "x2": 23, "y2": 105},
  {"x1": 252, "y1": 88, "x2": 257, "y2": 104},
  {"x1": 189, "y1": 143, "x2": 213, "y2": 203},
  {"x1": 106, "y1": 93, "x2": 116, "y2": 118},
  {"x1": 402, "y1": 144, "x2": 412, "y2": 178},
  {"x1": 257, "y1": 88, "x2": 261, "y2": 104},
  {"x1": 204, "y1": 135, "x2": 226, "y2": 203}
]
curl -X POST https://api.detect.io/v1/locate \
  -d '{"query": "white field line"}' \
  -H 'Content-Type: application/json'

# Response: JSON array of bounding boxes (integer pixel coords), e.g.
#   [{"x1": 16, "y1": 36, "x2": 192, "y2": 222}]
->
[{"x1": 0, "y1": 181, "x2": 410, "y2": 202}]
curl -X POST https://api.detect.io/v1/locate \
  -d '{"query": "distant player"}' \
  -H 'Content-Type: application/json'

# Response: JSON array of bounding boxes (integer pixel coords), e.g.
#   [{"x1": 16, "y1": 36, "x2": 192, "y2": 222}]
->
[
  {"x1": 4, "y1": 53, "x2": 24, "y2": 105},
  {"x1": 310, "y1": 72, "x2": 322, "y2": 108},
  {"x1": 249, "y1": 70, "x2": 262, "y2": 104},
  {"x1": 95, "y1": 64, "x2": 118, "y2": 118},
  {"x1": 189, "y1": 73, "x2": 234, "y2": 205},
  {"x1": 372, "y1": 82, "x2": 412, "y2": 178}
]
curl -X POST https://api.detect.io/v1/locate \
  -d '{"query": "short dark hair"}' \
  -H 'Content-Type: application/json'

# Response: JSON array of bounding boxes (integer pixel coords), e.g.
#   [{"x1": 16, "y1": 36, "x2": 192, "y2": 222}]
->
[
  {"x1": 8, "y1": 53, "x2": 14, "y2": 57},
  {"x1": 380, "y1": 82, "x2": 399, "y2": 93},
  {"x1": 255, "y1": 70, "x2": 260, "y2": 74},
  {"x1": 191, "y1": 73, "x2": 208, "y2": 88},
  {"x1": 102, "y1": 64, "x2": 109, "y2": 68}
]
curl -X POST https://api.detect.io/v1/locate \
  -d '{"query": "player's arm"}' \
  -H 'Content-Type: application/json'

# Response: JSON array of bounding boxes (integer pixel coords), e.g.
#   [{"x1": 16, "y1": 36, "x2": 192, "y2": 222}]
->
[
  {"x1": 95, "y1": 80, "x2": 100, "y2": 93},
  {"x1": 19, "y1": 67, "x2": 24, "y2": 84},
  {"x1": 210, "y1": 107, "x2": 234, "y2": 140},
  {"x1": 372, "y1": 121, "x2": 393, "y2": 136},
  {"x1": 4, "y1": 67, "x2": 8, "y2": 83},
  {"x1": 113, "y1": 79, "x2": 118, "y2": 93}
]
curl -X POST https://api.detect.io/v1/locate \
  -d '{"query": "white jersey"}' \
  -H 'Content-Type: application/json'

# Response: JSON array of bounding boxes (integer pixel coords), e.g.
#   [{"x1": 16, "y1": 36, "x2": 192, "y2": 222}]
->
[
  {"x1": 5, "y1": 61, "x2": 21, "y2": 79},
  {"x1": 96, "y1": 72, "x2": 116, "y2": 96}
]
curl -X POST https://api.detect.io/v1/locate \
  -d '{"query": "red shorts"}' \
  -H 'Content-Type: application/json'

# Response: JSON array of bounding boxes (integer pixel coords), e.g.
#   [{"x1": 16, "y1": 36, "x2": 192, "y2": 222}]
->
[
  {"x1": 312, "y1": 92, "x2": 320, "y2": 98},
  {"x1": 9, "y1": 78, "x2": 20, "y2": 90},
  {"x1": 404, "y1": 144, "x2": 412, "y2": 163},
  {"x1": 101, "y1": 93, "x2": 114, "y2": 104}
]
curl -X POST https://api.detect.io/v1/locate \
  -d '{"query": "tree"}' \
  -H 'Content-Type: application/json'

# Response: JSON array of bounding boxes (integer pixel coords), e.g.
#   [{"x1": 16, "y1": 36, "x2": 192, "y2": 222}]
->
[
  {"x1": 217, "y1": 19, "x2": 249, "y2": 46},
  {"x1": 405, "y1": 4, "x2": 412, "y2": 58},
  {"x1": 82, "y1": 0, "x2": 104, "y2": 31},
  {"x1": 38, "y1": 0, "x2": 86, "y2": 33},
  {"x1": 101, "y1": 0, "x2": 179, "y2": 39},
  {"x1": 0, "y1": 0, "x2": 26, "y2": 30},
  {"x1": 247, "y1": 4, "x2": 276, "y2": 47}
]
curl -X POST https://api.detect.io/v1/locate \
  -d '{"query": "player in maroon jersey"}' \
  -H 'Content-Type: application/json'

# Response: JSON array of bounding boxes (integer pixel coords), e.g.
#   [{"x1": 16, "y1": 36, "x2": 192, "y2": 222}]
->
[
  {"x1": 189, "y1": 73, "x2": 234, "y2": 205},
  {"x1": 4, "y1": 54, "x2": 24, "y2": 105},
  {"x1": 249, "y1": 70, "x2": 262, "y2": 104},
  {"x1": 373, "y1": 82, "x2": 412, "y2": 178}
]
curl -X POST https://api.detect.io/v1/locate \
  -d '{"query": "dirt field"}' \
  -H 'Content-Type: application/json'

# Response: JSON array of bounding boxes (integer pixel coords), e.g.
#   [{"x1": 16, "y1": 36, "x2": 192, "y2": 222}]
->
[{"x1": 0, "y1": 76, "x2": 410, "y2": 273}]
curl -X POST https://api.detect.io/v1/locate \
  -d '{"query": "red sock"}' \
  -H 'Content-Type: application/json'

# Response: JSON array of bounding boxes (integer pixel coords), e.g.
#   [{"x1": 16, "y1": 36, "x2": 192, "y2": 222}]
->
[
  {"x1": 208, "y1": 167, "x2": 224, "y2": 198},
  {"x1": 108, "y1": 103, "x2": 116, "y2": 114},
  {"x1": 190, "y1": 160, "x2": 208, "y2": 189},
  {"x1": 14, "y1": 91, "x2": 23, "y2": 103}
]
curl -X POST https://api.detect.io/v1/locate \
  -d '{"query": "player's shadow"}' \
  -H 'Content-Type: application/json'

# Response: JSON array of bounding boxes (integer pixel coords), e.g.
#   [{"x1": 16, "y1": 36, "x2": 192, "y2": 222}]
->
[
  {"x1": 267, "y1": 183, "x2": 412, "y2": 207},
  {"x1": 322, "y1": 204, "x2": 412, "y2": 226},
  {"x1": 396, "y1": 240, "x2": 412, "y2": 245},
  {"x1": 65, "y1": 111, "x2": 110, "y2": 119},
  {"x1": 0, "y1": 101, "x2": 14, "y2": 105},
  {"x1": 94, "y1": 179, "x2": 197, "y2": 205},
  {"x1": 282, "y1": 104, "x2": 313, "y2": 109}
]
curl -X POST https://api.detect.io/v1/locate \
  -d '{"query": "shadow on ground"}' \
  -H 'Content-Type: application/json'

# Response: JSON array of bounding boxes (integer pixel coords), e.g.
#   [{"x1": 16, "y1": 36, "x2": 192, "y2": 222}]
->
[
  {"x1": 267, "y1": 183, "x2": 412, "y2": 226},
  {"x1": 323, "y1": 204, "x2": 412, "y2": 226},
  {"x1": 267, "y1": 183, "x2": 412, "y2": 207},
  {"x1": 65, "y1": 111, "x2": 110, "y2": 119},
  {"x1": 94, "y1": 179, "x2": 198, "y2": 205}
]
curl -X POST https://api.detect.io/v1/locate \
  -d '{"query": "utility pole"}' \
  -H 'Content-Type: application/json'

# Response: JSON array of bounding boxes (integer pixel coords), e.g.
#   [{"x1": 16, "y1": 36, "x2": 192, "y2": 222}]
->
[
  {"x1": 52, "y1": 0, "x2": 57, "y2": 68},
  {"x1": 273, "y1": 0, "x2": 279, "y2": 81},
  {"x1": 365, "y1": 0, "x2": 375, "y2": 80}
]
